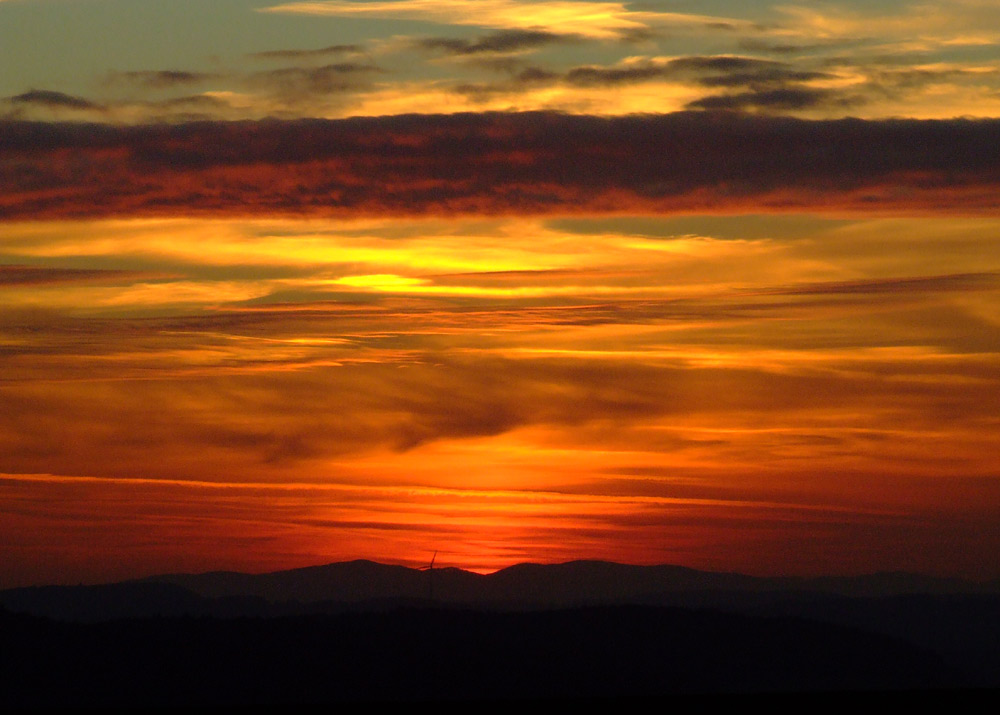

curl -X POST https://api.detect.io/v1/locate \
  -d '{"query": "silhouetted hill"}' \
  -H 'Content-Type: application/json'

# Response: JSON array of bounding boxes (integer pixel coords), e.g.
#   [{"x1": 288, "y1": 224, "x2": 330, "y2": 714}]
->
[
  {"x1": 786, "y1": 571, "x2": 999, "y2": 597},
  {"x1": 136, "y1": 559, "x2": 1000, "y2": 607},
  {"x1": 0, "y1": 605, "x2": 964, "y2": 708},
  {"x1": 745, "y1": 593, "x2": 1000, "y2": 687},
  {"x1": 0, "y1": 581, "x2": 271, "y2": 622},
  {"x1": 484, "y1": 561, "x2": 772, "y2": 604},
  {"x1": 141, "y1": 559, "x2": 486, "y2": 603},
  {"x1": 4, "y1": 562, "x2": 996, "y2": 706}
]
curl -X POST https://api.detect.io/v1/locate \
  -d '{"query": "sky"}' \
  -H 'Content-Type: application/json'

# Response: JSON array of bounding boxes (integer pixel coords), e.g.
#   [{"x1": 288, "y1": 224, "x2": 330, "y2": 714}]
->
[{"x1": 1, "y1": 0, "x2": 999, "y2": 587}]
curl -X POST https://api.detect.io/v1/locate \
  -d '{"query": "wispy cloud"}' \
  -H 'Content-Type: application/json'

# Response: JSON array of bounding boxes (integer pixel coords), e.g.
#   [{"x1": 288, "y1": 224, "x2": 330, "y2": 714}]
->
[
  {"x1": 686, "y1": 86, "x2": 854, "y2": 112},
  {"x1": 250, "y1": 44, "x2": 365, "y2": 61},
  {"x1": 247, "y1": 62, "x2": 383, "y2": 95},
  {"x1": 775, "y1": 1, "x2": 1000, "y2": 46},
  {"x1": 0, "y1": 265, "x2": 170, "y2": 287},
  {"x1": 415, "y1": 28, "x2": 577, "y2": 55},
  {"x1": 261, "y1": 0, "x2": 747, "y2": 40},
  {"x1": 104, "y1": 70, "x2": 219, "y2": 90},
  {"x1": 8, "y1": 89, "x2": 101, "y2": 110}
]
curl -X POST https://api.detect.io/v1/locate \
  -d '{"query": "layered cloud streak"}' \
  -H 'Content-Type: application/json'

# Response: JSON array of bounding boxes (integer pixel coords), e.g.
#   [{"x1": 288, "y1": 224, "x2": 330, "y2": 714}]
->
[{"x1": 3, "y1": 112, "x2": 1000, "y2": 220}]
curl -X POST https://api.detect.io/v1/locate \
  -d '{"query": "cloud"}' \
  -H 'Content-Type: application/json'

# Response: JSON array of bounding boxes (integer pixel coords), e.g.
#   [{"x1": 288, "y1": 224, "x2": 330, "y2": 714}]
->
[
  {"x1": 766, "y1": 272, "x2": 1000, "y2": 296},
  {"x1": 694, "y1": 70, "x2": 831, "y2": 89},
  {"x1": 261, "y1": 0, "x2": 747, "y2": 40},
  {"x1": 104, "y1": 71, "x2": 219, "y2": 90},
  {"x1": 559, "y1": 55, "x2": 831, "y2": 87},
  {"x1": 7, "y1": 89, "x2": 100, "y2": 110},
  {"x1": 561, "y1": 63, "x2": 668, "y2": 86},
  {"x1": 737, "y1": 39, "x2": 810, "y2": 55},
  {"x1": 856, "y1": 65, "x2": 1000, "y2": 100},
  {"x1": 2, "y1": 112, "x2": 999, "y2": 220},
  {"x1": 774, "y1": 2, "x2": 1000, "y2": 46},
  {"x1": 250, "y1": 44, "x2": 364, "y2": 61},
  {"x1": 4, "y1": 64, "x2": 383, "y2": 124},
  {"x1": 416, "y1": 28, "x2": 575, "y2": 55},
  {"x1": 2, "y1": 336, "x2": 997, "y2": 480},
  {"x1": 455, "y1": 55, "x2": 839, "y2": 111},
  {"x1": 153, "y1": 93, "x2": 235, "y2": 110},
  {"x1": 0, "y1": 266, "x2": 169, "y2": 287},
  {"x1": 247, "y1": 62, "x2": 383, "y2": 94},
  {"x1": 669, "y1": 56, "x2": 780, "y2": 73},
  {"x1": 686, "y1": 87, "x2": 851, "y2": 112}
]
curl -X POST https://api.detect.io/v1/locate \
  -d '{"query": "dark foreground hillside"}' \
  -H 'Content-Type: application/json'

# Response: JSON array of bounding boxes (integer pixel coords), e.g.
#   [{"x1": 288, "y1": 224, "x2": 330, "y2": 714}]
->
[{"x1": 0, "y1": 605, "x2": 964, "y2": 708}]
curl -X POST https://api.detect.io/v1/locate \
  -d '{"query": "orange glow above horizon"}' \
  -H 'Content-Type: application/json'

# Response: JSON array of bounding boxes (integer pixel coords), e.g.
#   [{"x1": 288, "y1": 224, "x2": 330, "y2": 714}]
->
[{"x1": 1, "y1": 212, "x2": 998, "y2": 586}]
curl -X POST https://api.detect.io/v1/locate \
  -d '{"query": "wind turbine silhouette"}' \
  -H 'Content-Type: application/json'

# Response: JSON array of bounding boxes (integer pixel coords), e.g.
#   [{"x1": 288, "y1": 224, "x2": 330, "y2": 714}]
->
[{"x1": 420, "y1": 551, "x2": 437, "y2": 602}]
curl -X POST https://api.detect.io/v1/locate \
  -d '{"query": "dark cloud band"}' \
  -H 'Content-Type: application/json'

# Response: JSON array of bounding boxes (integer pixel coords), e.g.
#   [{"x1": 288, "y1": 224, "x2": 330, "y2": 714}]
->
[
  {"x1": 9, "y1": 90, "x2": 100, "y2": 110},
  {"x1": 2, "y1": 111, "x2": 999, "y2": 220},
  {"x1": 0, "y1": 266, "x2": 169, "y2": 287},
  {"x1": 416, "y1": 29, "x2": 574, "y2": 56}
]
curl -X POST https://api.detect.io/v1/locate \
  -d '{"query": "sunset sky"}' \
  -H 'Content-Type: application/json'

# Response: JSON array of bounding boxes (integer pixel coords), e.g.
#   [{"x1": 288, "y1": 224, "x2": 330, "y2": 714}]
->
[{"x1": 2, "y1": 0, "x2": 999, "y2": 588}]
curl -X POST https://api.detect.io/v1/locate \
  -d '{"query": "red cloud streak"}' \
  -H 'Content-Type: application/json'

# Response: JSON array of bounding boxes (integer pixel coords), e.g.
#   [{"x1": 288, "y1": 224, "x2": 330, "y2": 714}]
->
[{"x1": 2, "y1": 111, "x2": 999, "y2": 219}]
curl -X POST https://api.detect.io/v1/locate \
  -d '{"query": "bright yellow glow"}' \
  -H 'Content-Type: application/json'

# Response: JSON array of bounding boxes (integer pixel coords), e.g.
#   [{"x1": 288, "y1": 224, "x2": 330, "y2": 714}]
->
[{"x1": 331, "y1": 274, "x2": 430, "y2": 289}]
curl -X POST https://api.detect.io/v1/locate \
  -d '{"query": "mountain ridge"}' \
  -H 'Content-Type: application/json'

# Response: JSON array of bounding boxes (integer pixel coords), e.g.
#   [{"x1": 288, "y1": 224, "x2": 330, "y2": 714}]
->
[
  {"x1": 0, "y1": 559, "x2": 1000, "y2": 606},
  {"x1": 3, "y1": 559, "x2": 997, "y2": 621},
  {"x1": 4, "y1": 559, "x2": 997, "y2": 688},
  {"x1": 134, "y1": 558, "x2": 1000, "y2": 602}
]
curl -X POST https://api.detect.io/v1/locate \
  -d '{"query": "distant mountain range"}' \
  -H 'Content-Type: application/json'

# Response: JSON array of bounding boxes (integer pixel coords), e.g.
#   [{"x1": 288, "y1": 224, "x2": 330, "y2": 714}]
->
[
  {"x1": 2, "y1": 561, "x2": 997, "y2": 705},
  {"x1": 152, "y1": 558, "x2": 999, "y2": 602},
  {"x1": 3, "y1": 559, "x2": 998, "y2": 619}
]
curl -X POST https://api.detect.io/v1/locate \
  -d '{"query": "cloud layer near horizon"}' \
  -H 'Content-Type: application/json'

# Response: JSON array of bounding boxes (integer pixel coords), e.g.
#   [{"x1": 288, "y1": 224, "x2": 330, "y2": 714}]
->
[{"x1": 3, "y1": 112, "x2": 1000, "y2": 220}]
